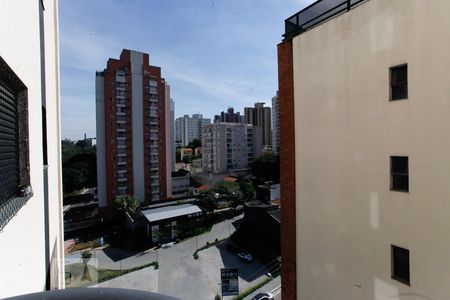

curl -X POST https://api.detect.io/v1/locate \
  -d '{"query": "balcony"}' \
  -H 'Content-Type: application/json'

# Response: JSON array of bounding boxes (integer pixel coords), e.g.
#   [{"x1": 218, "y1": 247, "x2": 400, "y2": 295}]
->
[{"x1": 283, "y1": 0, "x2": 368, "y2": 40}]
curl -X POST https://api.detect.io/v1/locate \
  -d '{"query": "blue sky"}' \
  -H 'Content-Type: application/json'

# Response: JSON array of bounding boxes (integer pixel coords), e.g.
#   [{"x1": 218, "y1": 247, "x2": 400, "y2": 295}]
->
[{"x1": 59, "y1": 0, "x2": 314, "y2": 140}]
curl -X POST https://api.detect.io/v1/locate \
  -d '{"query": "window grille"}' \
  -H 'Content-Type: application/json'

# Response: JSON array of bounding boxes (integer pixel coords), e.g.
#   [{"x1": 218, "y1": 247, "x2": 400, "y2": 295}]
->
[{"x1": 0, "y1": 56, "x2": 31, "y2": 231}]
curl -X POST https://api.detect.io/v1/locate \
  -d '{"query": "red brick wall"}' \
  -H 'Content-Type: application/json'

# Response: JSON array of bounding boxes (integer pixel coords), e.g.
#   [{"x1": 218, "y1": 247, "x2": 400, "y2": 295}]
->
[{"x1": 278, "y1": 39, "x2": 297, "y2": 300}]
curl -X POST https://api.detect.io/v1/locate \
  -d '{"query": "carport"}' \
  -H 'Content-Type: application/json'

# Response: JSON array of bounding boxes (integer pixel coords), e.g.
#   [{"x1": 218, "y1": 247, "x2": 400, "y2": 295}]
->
[{"x1": 141, "y1": 203, "x2": 204, "y2": 243}]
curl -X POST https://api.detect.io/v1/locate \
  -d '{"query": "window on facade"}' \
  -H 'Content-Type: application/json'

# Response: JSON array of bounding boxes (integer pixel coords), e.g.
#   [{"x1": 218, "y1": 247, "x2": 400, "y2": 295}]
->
[
  {"x1": 392, "y1": 245, "x2": 410, "y2": 285},
  {"x1": 0, "y1": 57, "x2": 31, "y2": 230},
  {"x1": 391, "y1": 156, "x2": 408, "y2": 192},
  {"x1": 390, "y1": 64, "x2": 408, "y2": 100}
]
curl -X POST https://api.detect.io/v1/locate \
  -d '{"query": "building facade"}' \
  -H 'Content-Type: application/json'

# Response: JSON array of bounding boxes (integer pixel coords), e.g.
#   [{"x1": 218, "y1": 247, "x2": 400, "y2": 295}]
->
[
  {"x1": 96, "y1": 49, "x2": 172, "y2": 213},
  {"x1": 202, "y1": 123, "x2": 262, "y2": 173},
  {"x1": 244, "y1": 102, "x2": 272, "y2": 146},
  {"x1": 214, "y1": 107, "x2": 244, "y2": 124},
  {"x1": 175, "y1": 114, "x2": 211, "y2": 147},
  {"x1": 279, "y1": 0, "x2": 450, "y2": 299},
  {"x1": 271, "y1": 92, "x2": 279, "y2": 155},
  {"x1": 0, "y1": 0, "x2": 65, "y2": 296}
]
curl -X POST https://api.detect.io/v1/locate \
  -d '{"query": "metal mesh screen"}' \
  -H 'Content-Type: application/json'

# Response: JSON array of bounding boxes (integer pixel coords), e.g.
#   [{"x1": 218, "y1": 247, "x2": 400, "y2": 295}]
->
[
  {"x1": 0, "y1": 56, "x2": 31, "y2": 231},
  {"x1": 284, "y1": 0, "x2": 368, "y2": 39}
]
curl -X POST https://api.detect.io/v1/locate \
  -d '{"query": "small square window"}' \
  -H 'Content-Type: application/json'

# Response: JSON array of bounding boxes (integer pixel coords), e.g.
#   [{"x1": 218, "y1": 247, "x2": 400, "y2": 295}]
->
[
  {"x1": 391, "y1": 156, "x2": 408, "y2": 192},
  {"x1": 392, "y1": 245, "x2": 410, "y2": 285},
  {"x1": 390, "y1": 64, "x2": 408, "y2": 100}
]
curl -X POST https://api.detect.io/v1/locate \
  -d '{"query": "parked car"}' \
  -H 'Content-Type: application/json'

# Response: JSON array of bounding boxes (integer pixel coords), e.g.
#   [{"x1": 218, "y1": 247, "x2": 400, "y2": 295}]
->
[
  {"x1": 237, "y1": 252, "x2": 253, "y2": 262},
  {"x1": 251, "y1": 292, "x2": 274, "y2": 300}
]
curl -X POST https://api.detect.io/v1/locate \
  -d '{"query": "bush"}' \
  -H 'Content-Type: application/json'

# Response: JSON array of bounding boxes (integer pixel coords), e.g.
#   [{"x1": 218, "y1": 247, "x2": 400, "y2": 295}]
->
[
  {"x1": 81, "y1": 250, "x2": 92, "y2": 259},
  {"x1": 152, "y1": 261, "x2": 159, "y2": 269}
]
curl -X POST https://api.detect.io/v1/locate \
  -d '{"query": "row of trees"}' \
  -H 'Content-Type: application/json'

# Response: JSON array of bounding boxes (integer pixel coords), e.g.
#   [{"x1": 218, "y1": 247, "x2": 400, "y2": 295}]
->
[
  {"x1": 198, "y1": 180, "x2": 255, "y2": 212},
  {"x1": 62, "y1": 139, "x2": 97, "y2": 196},
  {"x1": 251, "y1": 153, "x2": 280, "y2": 183}
]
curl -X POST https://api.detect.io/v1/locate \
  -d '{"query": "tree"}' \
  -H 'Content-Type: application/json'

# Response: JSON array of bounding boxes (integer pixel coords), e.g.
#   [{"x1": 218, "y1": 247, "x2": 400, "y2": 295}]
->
[
  {"x1": 182, "y1": 156, "x2": 192, "y2": 164},
  {"x1": 188, "y1": 138, "x2": 202, "y2": 150},
  {"x1": 239, "y1": 180, "x2": 256, "y2": 202},
  {"x1": 198, "y1": 190, "x2": 217, "y2": 213},
  {"x1": 62, "y1": 139, "x2": 97, "y2": 195},
  {"x1": 251, "y1": 153, "x2": 280, "y2": 183},
  {"x1": 113, "y1": 195, "x2": 140, "y2": 217},
  {"x1": 215, "y1": 181, "x2": 243, "y2": 208}
]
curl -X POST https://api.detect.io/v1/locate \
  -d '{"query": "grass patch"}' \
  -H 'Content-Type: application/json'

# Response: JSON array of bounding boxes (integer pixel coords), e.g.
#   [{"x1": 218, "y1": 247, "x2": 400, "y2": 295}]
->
[
  {"x1": 230, "y1": 277, "x2": 273, "y2": 300},
  {"x1": 65, "y1": 261, "x2": 159, "y2": 288}
]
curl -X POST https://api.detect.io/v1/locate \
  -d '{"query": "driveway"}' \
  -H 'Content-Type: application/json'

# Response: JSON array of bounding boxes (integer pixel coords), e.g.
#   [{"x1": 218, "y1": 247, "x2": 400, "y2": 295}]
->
[{"x1": 68, "y1": 213, "x2": 272, "y2": 299}]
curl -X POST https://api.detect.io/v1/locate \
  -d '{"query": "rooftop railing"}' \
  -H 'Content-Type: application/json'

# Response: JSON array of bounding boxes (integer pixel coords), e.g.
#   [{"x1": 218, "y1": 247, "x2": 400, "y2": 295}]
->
[{"x1": 283, "y1": 0, "x2": 368, "y2": 40}]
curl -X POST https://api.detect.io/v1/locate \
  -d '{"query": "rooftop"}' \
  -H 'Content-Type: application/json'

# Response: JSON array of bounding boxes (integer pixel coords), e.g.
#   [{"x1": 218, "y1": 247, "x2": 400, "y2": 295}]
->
[
  {"x1": 141, "y1": 203, "x2": 202, "y2": 223},
  {"x1": 283, "y1": 0, "x2": 369, "y2": 40}
]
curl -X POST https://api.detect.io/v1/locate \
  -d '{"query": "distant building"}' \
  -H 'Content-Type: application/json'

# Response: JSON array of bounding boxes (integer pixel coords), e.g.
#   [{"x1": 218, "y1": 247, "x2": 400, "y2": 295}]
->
[
  {"x1": 171, "y1": 169, "x2": 191, "y2": 196},
  {"x1": 0, "y1": 0, "x2": 65, "y2": 296},
  {"x1": 194, "y1": 147, "x2": 202, "y2": 156},
  {"x1": 256, "y1": 183, "x2": 280, "y2": 202},
  {"x1": 214, "y1": 107, "x2": 244, "y2": 124},
  {"x1": 180, "y1": 148, "x2": 193, "y2": 161},
  {"x1": 192, "y1": 158, "x2": 203, "y2": 169},
  {"x1": 244, "y1": 102, "x2": 272, "y2": 146},
  {"x1": 244, "y1": 107, "x2": 254, "y2": 125},
  {"x1": 271, "y1": 92, "x2": 279, "y2": 155},
  {"x1": 175, "y1": 114, "x2": 211, "y2": 146},
  {"x1": 202, "y1": 123, "x2": 262, "y2": 173},
  {"x1": 96, "y1": 49, "x2": 173, "y2": 213}
]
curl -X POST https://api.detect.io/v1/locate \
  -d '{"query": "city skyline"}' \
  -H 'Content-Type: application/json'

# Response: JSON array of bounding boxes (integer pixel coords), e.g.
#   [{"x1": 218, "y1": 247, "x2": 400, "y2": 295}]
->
[{"x1": 59, "y1": 0, "x2": 314, "y2": 140}]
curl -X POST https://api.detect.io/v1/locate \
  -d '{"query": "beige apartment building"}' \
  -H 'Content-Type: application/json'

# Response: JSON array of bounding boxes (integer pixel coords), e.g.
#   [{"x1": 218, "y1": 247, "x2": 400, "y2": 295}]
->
[{"x1": 279, "y1": 0, "x2": 450, "y2": 299}]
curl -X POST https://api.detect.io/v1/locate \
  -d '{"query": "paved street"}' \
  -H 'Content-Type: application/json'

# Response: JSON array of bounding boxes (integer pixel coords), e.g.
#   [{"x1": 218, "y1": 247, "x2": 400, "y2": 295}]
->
[
  {"x1": 93, "y1": 267, "x2": 158, "y2": 292},
  {"x1": 242, "y1": 276, "x2": 281, "y2": 300},
  {"x1": 66, "y1": 213, "x2": 275, "y2": 299}
]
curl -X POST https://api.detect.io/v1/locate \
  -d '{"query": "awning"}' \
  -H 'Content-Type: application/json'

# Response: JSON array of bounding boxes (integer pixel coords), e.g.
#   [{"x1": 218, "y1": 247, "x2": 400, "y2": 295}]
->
[{"x1": 141, "y1": 203, "x2": 202, "y2": 223}]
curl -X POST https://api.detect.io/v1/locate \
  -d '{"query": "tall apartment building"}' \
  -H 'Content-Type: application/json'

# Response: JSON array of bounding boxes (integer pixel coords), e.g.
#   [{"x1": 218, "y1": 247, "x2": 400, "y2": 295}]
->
[
  {"x1": 244, "y1": 103, "x2": 272, "y2": 146},
  {"x1": 214, "y1": 107, "x2": 244, "y2": 124},
  {"x1": 175, "y1": 114, "x2": 211, "y2": 147},
  {"x1": 271, "y1": 92, "x2": 279, "y2": 155},
  {"x1": 202, "y1": 123, "x2": 262, "y2": 174},
  {"x1": 96, "y1": 49, "x2": 172, "y2": 213},
  {"x1": 244, "y1": 107, "x2": 254, "y2": 125},
  {"x1": 279, "y1": 0, "x2": 450, "y2": 299},
  {"x1": 0, "y1": 0, "x2": 65, "y2": 297}
]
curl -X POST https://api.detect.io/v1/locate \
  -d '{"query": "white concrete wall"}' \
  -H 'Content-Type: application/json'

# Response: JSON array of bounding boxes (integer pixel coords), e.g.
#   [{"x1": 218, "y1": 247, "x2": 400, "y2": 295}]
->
[
  {"x1": 292, "y1": 0, "x2": 450, "y2": 299},
  {"x1": 130, "y1": 51, "x2": 145, "y2": 203},
  {"x1": 0, "y1": 0, "x2": 64, "y2": 296}
]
